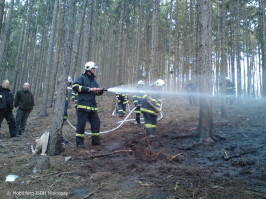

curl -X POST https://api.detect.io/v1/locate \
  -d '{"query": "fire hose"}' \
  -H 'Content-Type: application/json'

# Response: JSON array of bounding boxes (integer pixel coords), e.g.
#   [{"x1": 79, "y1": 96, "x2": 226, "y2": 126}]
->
[{"x1": 67, "y1": 107, "x2": 137, "y2": 135}]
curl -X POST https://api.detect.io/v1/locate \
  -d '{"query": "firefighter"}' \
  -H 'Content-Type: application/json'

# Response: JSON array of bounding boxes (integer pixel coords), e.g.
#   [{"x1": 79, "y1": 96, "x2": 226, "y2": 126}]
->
[
  {"x1": 116, "y1": 83, "x2": 128, "y2": 117},
  {"x1": 14, "y1": 82, "x2": 34, "y2": 135},
  {"x1": 225, "y1": 77, "x2": 236, "y2": 105},
  {"x1": 140, "y1": 79, "x2": 164, "y2": 138},
  {"x1": 64, "y1": 76, "x2": 73, "y2": 121},
  {"x1": 0, "y1": 80, "x2": 19, "y2": 137},
  {"x1": 185, "y1": 80, "x2": 197, "y2": 105},
  {"x1": 53, "y1": 76, "x2": 73, "y2": 121},
  {"x1": 132, "y1": 80, "x2": 144, "y2": 126},
  {"x1": 72, "y1": 61, "x2": 105, "y2": 148}
]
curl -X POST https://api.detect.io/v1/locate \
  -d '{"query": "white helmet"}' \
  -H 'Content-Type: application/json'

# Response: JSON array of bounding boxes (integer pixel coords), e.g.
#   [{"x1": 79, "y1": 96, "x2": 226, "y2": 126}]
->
[
  {"x1": 68, "y1": 76, "x2": 73, "y2": 83},
  {"x1": 84, "y1": 61, "x2": 98, "y2": 71},
  {"x1": 137, "y1": 80, "x2": 144, "y2": 86},
  {"x1": 154, "y1": 79, "x2": 165, "y2": 87},
  {"x1": 225, "y1": 77, "x2": 230, "y2": 81}
]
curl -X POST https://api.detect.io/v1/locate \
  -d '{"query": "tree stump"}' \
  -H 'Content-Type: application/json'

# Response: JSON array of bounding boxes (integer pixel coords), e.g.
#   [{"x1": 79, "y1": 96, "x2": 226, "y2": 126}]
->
[{"x1": 29, "y1": 155, "x2": 50, "y2": 173}]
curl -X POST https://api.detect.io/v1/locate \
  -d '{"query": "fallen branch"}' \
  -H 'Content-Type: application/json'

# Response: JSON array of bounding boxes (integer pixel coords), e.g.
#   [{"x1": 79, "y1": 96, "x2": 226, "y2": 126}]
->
[
  {"x1": 168, "y1": 153, "x2": 182, "y2": 162},
  {"x1": 223, "y1": 144, "x2": 265, "y2": 161}
]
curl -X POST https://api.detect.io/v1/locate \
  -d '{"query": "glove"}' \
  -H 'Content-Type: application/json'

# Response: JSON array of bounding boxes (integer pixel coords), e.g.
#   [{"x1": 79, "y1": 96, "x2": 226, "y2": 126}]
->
[{"x1": 136, "y1": 104, "x2": 140, "y2": 108}]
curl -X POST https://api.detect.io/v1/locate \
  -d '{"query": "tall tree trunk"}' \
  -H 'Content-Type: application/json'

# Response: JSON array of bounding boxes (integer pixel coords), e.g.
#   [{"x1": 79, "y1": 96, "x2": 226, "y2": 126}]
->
[
  {"x1": 259, "y1": 0, "x2": 266, "y2": 97},
  {"x1": 174, "y1": 0, "x2": 180, "y2": 91},
  {"x1": 220, "y1": 0, "x2": 227, "y2": 118},
  {"x1": 151, "y1": 0, "x2": 160, "y2": 79},
  {"x1": 70, "y1": 0, "x2": 86, "y2": 81},
  {"x1": 20, "y1": 0, "x2": 34, "y2": 86},
  {"x1": 236, "y1": 0, "x2": 241, "y2": 97},
  {"x1": 81, "y1": 0, "x2": 93, "y2": 67},
  {"x1": 33, "y1": 0, "x2": 50, "y2": 97},
  {"x1": 40, "y1": 0, "x2": 59, "y2": 117},
  {"x1": 136, "y1": 0, "x2": 144, "y2": 82},
  {"x1": 49, "y1": 0, "x2": 65, "y2": 108},
  {"x1": 0, "y1": 0, "x2": 14, "y2": 81},
  {"x1": 230, "y1": 30, "x2": 235, "y2": 85},
  {"x1": 167, "y1": 0, "x2": 173, "y2": 91},
  {"x1": 116, "y1": 0, "x2": 125, "y2": 84},
  {"x1": 16, "y1": 0, "x2": 29, "y2": 91},
  {"x1": 48, "y1": 0, "x2": 76, "y2": 156},
  {"x1": 28, "y1": 0, "x2": 41, "y2": 88},
  {"x1": 0, "y1": 0, "x2": 5, "y2": 35},
  {"x1": 196, "y1": 0, "x2": 213, "y2": 144}
]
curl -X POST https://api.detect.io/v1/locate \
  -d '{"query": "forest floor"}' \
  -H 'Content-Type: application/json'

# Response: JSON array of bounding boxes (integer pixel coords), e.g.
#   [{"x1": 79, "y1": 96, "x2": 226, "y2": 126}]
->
[{"x1": 0, "y1": 93, "x2": 265, "y2": 199}]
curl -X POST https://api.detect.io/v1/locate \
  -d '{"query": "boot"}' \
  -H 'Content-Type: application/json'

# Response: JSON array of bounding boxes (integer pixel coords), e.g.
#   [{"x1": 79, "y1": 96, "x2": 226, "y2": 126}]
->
[
  {"x1": 76, "y1": 136, "x2": 85, "y2": 148},
  {"x1": 92, "y1": 136, "x2": 100, "y2": 145},
  {"x1": 136, "y1": 118, "x2": 141, "y2": 126}
]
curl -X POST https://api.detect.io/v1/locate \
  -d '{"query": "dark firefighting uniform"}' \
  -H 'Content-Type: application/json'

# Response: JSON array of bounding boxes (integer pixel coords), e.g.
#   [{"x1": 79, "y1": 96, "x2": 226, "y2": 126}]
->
[
  {"x1": 72, "y1": 73, "x2": 103, "y2": 146},
  {"x1": 185, "y1": 83, "x2": 197, "y2": 105},
  {"x1": 116, "y1": 92, "x2": 128, "y2": 117},
  {"x1": 140, "y1": 91, "x2": 161, "y2": 136},
  {"x1": 54, "y1": 90, "x2": 69, "y2": 120},
  {"x1": 71, "y1": 90, "x2": 78, "y2": 123},
  {"x1": 71, "y1": 91, "x2": 78, "y2": 108},
  {"x1": 132, "y1": 92, "x2": 142, "y2": 125},
  {"x1": 14, "y1": 89, "x2": 34, "y2": 134},
  {"x1": 226, "y1": 81, "x2": 236, "y2": 105},
  {"x1": 0, "y1": 86, "x2": 18, "y2": 137}
]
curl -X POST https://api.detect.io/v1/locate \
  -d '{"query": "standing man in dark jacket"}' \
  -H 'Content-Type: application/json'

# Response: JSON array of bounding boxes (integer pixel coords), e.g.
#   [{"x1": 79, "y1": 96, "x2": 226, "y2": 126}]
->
[
  {"x1": 14, "y1": 82, "x2": 34, "y2": 135},
  {"x1": 72, "y1": 61, "x2": 105, "y2": 148},
  {"x1": 0, "y1": 80, "x2": 19, "y2": 137}
]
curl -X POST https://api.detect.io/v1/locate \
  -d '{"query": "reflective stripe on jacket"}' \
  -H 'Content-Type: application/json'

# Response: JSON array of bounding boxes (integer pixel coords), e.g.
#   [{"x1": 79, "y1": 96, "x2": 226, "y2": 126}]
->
[
  {"x1": 72, "y1": 73, "x2": 102, "y2": 112},
  {"x1": 140, "y1": 93, "x2": 161, "y2": 116}
]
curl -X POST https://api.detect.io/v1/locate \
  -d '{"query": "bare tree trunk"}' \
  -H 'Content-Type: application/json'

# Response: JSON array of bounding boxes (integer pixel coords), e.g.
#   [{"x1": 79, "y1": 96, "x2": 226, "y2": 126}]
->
[
  {"x1": 259, "y1": 0, "x2": 266, "y2": 97},
  {"x1": 16, "y1": 0, "x2": 29, "y2": 91},
  {"x1": 236, "y1": 0, "x2": 241, "y2": 97},
  {"x1": 174, "y1": 0, "x2": 180, "y2": 91},
  {"x1": 69, "y1": 0, "x2": 86, "y2": 81},
  {"x1": 230, "y1": 30, "x2": 235, "y2": 85},
  {"x1": 167, "y1": 0, "x2": 173, "y2": 91},
  {"x1": 20, "y1": 0, "x2": 34, "y2": 85},
  {"x1": 81, "y1": 0, "x2": 93, "y2": 67},
  {"x1": 40, "y1": 0, "x2": 59, "y2": 117},
  {"x1": 183, "y1": 0, "x2": 189, "y2": 88},
  {"x1": 220, "y1": 0, "x2": 227, "y2": 118},
  {"x1": 116, "y1": 0, "x2": 125, "y2": 84},
  {"x1": 215, "y1": 0, "x2": 220, "y2": 95},
  {"x1": 136, "y1": 0, "x2": 144, "y2": 81},
  {"x1": 0, "y1": 0, "x2": 5, "y2": 35},
  {"x1": 196, "y1": 0, "x2": 213, "y2": 144},
  {"x1": 12, "y1": 1, "x2": 27, "y2": 92},
  {"x1": 0, "y1": 0, "x2": 14, "y2": 81},
  {"x1": 151, "y1": 0, "x2": 160, "y2": 79},
  {"x1": 49, "y1": 0, "x2": 64, "y2": 108},
  {"x1": 47, "y1": 0, "x2": 76, "y2": 156}
]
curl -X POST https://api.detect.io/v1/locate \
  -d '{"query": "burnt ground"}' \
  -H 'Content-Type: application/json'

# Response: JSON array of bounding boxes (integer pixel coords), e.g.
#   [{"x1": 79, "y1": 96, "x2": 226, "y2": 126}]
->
[{"x1": 0, "y1": 93, "x2": 265, "y2": 199}]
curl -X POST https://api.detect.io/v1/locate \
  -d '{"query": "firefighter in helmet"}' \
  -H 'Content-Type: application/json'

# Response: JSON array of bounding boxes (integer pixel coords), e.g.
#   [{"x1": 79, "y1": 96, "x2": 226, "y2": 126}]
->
[
  {"x1": 141, "y1": 79, "x2": 164, "y2": 138},
  {"x1": 72, "y1": 61, "x2": 105, "y2": 148},
  {"x1": 132, "y1": 80, "x2": 145, "y2": 126},
  {"x1": 116, "y1": 83, "x2": 128, "y2": 117}
]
